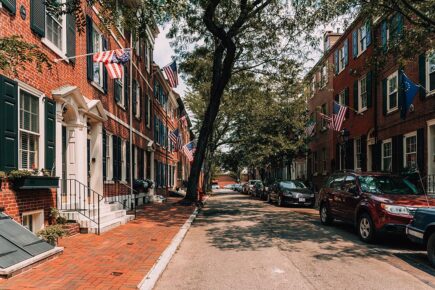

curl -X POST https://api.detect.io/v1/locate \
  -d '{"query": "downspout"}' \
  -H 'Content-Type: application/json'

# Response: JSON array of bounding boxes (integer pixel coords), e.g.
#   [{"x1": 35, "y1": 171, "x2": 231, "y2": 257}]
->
[{"x1": 129, "y1": 33, "x2": 134, "y2": 202}]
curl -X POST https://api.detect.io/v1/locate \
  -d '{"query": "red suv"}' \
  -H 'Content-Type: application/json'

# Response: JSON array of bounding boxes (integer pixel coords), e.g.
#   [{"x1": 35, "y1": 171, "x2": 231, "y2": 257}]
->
[{"x1": 318, "y1": 171, "x2": 433, "y2": 243}]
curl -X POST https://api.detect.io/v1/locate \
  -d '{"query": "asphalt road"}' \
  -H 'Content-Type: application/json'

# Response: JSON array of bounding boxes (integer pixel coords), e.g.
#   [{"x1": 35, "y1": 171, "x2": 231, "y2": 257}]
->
[{"x1": 155, "y1": 190, "x2": 435, "y2": 290}]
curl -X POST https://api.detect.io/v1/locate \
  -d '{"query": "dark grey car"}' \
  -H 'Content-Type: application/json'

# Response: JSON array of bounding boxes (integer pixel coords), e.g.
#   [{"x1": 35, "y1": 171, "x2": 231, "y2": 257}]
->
[{"x1": 267, "y1": 180, "x2": 315, "y2": 207}]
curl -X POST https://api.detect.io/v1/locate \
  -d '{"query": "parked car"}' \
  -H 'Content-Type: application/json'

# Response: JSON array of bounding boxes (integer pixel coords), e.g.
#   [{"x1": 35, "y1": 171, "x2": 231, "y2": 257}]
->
[
  {"x1": 267, "y1": 180, "x2": 315, "y2": 207},
  {"x1": 224, "y1": 184, "x2": 236, "y2": 190},
  {"x1": 243, "y1": 180, "x2": 261, "y2": 194},
  {"x1": 252, "y1": 181, "x2": 265, "y2": 198},
  {"x1": 211, "y1": 182, "x2": 220, "y2": 190},
  {"x1": 406, "y1": 208, "x2": 435, "y2": 267},
  {"x1": 318, "y1": 171, "x2": 433, "y2": 243},
  {"x1": 234, "y1": 184, "x2": 243, "y2": 192}
]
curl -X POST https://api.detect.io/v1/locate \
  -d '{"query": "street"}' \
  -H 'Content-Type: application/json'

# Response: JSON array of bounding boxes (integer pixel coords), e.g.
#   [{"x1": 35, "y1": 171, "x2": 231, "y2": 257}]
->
[{"x1": 155, "y1": 190, "x2": 435, "y2": 290}]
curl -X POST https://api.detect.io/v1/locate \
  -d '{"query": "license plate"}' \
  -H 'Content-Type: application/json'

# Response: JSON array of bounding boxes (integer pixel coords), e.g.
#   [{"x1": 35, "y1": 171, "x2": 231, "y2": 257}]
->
[{"x1": 299, "y1": 198, "x2": 306, "y2": 202}]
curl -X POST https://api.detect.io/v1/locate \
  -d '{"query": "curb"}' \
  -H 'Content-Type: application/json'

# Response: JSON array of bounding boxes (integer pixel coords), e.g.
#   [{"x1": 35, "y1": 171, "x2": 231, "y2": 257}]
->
[{"x1": 137, "y1": 195, "x2": 210, "y2": 290}]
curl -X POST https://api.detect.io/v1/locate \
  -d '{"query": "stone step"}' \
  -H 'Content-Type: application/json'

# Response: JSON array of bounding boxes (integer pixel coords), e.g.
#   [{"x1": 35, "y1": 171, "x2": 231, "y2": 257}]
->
[{"x1": 88, "y1": 215, "x2": 135, "y2": 234}]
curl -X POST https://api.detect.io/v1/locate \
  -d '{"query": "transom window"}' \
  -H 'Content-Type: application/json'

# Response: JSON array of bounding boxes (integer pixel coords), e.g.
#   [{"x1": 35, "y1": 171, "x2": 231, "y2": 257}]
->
[
  {"x1": 92, "y1": 26, "x2": 104, "y2": 87},
  {"x1": 387, "y1": 72, "x2": 398, "y2": 112},
  {"x1": 427, "y1": 51, "x2": 435, "y2": 93},
  {"x1": 382, "y1": 139, "x2": 392, "y2": 171},
  {"x1": 19, "y1": 91, "x2": 39, "y2": 170},
  {"x1": 404, "y1": 133, "x2": 417, "y2": 168},
  {"x1": 359, "y1": 75, "x2": 367, "y2": 111},
  {"x1": 354, "y1": 138, "x2": 362, "y2": 170}
]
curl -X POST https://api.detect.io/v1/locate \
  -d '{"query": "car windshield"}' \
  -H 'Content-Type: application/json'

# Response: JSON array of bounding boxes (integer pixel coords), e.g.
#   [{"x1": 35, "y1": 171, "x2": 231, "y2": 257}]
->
[
  {"x1": 358, "y1": 176, "x2": 420, "y2": 195},
  {"x1": 280, "y1": 181, "x2": 306, "y2": 189}
]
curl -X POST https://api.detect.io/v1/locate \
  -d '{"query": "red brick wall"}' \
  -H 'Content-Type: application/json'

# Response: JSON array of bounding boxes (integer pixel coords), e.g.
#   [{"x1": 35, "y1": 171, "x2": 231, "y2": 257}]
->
[{"x1": 0, "y1": 180, "x2": 56, "y2": 225}]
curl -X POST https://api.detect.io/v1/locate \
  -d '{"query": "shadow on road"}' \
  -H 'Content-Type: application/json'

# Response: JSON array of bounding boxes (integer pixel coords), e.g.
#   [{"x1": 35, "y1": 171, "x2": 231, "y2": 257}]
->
[{"x1": 196, "y1": 193, "x2": 435, "y2": 276}]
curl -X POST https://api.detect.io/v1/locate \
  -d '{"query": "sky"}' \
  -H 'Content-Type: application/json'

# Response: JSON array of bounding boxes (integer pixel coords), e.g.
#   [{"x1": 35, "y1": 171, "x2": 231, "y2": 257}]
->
[{"x1": 153, "y1": 25, "x2": 188, "y2": 98}]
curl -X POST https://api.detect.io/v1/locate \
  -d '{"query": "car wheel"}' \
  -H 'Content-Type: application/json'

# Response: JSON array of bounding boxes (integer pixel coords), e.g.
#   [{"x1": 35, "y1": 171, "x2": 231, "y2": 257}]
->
[
  {"x1": 277, "y1": 195, "x2": 283, "y2": 207},
  {"x1": 320, "y1": 203, "x2": 333, "y2": 225},
  {"x1": 358, "y1": 213, "x2": 376, "y2": 243},
  {"x1": 427, "y1": 233, "x2": 435, "y2": 267}
]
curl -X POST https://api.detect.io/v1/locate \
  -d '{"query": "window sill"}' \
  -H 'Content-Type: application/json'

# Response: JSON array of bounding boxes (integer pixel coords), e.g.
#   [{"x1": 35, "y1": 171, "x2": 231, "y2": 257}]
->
[
  {"x1": 116, "y1": 102, "x2": 126, "y2": 111},
  {"x1": 387, "y1": 107, "x2": 398, "y2": 115},
  {"x1": 91, "y1": 81, "x2": 105, "y2": 94},
  {"x1": 426, "y1": 90, "x2": 435, "y2": 98},
  {"x1": 104, "y1": 180, "x2": 115, "y2": 184},
  {"x1": 358, "y1": 107, "x2": 367, "y2": 114},
  {"x1": 356, "y1": 49, "x2": 367, "y2": 58},
  {"x1": 41, "y1": 38, "x2": 68, "y2": 63}
]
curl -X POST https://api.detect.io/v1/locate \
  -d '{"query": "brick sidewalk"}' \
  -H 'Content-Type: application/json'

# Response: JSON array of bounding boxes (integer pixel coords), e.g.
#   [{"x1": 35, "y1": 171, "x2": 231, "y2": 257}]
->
[{"x1": 0, "y1": 198, "x2": 195, "y2": 290}]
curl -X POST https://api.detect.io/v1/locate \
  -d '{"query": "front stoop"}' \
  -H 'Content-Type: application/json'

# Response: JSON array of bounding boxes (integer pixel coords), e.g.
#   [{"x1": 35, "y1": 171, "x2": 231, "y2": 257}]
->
[
  {"x1": 60, "y1": 202, "x2": 134, "y2": 234},
  {"x1": 0, "y1": 247, "x2": 63, "y2": 279}
]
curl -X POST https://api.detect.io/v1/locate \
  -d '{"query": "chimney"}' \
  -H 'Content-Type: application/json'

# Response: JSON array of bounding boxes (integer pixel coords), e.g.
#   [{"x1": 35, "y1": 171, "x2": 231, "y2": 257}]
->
[{"x1": 323, "y1": 30, "x2": 342, "y2": 53}]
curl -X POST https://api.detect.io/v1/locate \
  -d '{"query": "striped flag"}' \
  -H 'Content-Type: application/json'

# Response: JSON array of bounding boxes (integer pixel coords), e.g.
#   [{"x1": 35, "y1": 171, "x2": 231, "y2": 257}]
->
[
  {"x1": 183, "y1": 141, "x2": 196, "y2": 162},
  {"x1": 163, "y1": 61, "x2": 179, "y2": 87},
  {"x1": 330, "y1": 101, "x2": 347, "y2": 131},
  {"x1": 179, "y1": 115, "x2": 188, "y2": 127},
  {"x1": 169, "y1": 128, "x2": 182, "y2": 151},
  {"x1": 305, "y1": 120, "x2": 316, "y2": 137},
  {"x1": 93, "y1": 48, "x2": 130, "y2": 79}
]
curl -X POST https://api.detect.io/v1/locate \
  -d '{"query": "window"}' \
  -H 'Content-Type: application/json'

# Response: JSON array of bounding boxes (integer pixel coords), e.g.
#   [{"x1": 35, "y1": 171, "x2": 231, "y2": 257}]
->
[
  {"x1": 321, "y1": 104, "x2": 327, "y2": 129},
  {"x1": 359, "y1": 75, "x2": 367, "y2": 111},
  {"x1": 115, "y1": 0, "x2": 125, "y2": 36},
  {"x1": 45, "y1": 3, "x2": 65, "y2": 54},
  {"x1": 106, "y1": 133, "x2": 113, "y2": 180},
  {"x1": 146, "y1": 96, "x2": 151, "y2": 127},
  {"x1": 320, "y1": 63, "x2": 328, "y2": 88},
  {"x1": 135, "y1": 81, "x2": 141, "y2": 119},
  {"x1": 133, "y1": 147, "x2": 138, "y2": 179},
  {"x1": 387, "y1": 72, "x2": 398, "y2": 112},
  {"x1": 388, "y1": 14, "x2": 401, "y2": 41},
  {"x1": 121, "y1": 140, "x2": 126, "y2": 181},
  {"x1": 19, "y1": 91, "x2": 40, "y2": 170},
  {"x1": 22, "y1": 210, "x2": 44, "y2": 234},
  {"x1": 382, "y1": 139, "x2": 392, "y2": 171},
  {"x1": 92, "y1": 25, "x2": 104, "y2": 87},
  {"x1": 145, "y1": 41, "x2": 152, "y2": 73},
  {"x1": 404, "y1": 133, "x2": 417, "y2": 168},
  {"x1": 115, "y1": 73, "x2": 125, "y2": 107},
  {"x1": 359, "y1": 25, "x2": 367, "y2": 53},
  {"x1": 338, "y1": 90, "x2": 345, "y2": 105},
  {"x1": 354, "y1": 138, "x2": 362, "y2": 170},
  {"x1": 339, "y1": 46, "x2": 346, "y2": 72},
  {"x1": 427, "y1": 51, "x2": 435, "y2": 93},
  {"x1": 322, "y1": 148, "x2": 327, "y2": 173},
  {"x1": 310, "y1": 75, "x2": 316, "y2": 97}
]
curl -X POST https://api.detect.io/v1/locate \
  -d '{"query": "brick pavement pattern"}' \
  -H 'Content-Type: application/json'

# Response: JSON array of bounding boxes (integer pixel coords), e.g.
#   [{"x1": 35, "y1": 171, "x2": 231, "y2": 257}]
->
[{"x1": 0, "y1": 198, "x2": 195, "y2": 290}]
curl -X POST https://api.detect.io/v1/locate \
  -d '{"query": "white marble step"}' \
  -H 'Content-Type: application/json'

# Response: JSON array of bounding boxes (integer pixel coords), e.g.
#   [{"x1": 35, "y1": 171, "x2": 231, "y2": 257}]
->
[{"x1": 88, "y1": 214, "x2": 134, "y2": 234}]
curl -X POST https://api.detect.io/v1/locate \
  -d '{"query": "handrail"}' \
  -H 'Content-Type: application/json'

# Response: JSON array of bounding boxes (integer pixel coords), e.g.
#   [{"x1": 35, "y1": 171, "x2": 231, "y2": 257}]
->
[
  {"x1": 58, "y1": 179, "x2": 103, "y2": 235},
  {"x1": 103, "y1": 181, "x2": 138, "y2": 218}
]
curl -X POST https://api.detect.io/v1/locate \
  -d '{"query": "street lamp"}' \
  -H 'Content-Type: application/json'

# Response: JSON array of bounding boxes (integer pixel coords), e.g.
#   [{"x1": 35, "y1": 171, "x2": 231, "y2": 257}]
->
[{"x1": 338, "y1": 128, "x2": 350, "y2": 171}]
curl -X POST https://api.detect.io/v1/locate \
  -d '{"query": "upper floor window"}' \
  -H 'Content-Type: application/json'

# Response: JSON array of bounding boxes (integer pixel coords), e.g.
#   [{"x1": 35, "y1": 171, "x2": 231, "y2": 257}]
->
[
  {"x1": 427, "y1": 51, "x2": 435, "y2": 93},
  {"x1": 387, "y1": 71, "x2": 398, "y2": 112},
  {"x1": 19, "y1": 91, "x2": 39, "y2": 170},
  {"x1": 310, "y1": 75, "x2": 316, "y2": 97},
  {"x1": 115, "y1": 76, "x2": 125, "y2": 107},
  {"x1": 45, "y1": 3, "x2": 66, "y2": 55},
  {"x1": 92, "y1": 25, "x2": 104, "y2": 87},
  {"x1": 338, "y1": 90, "x2": 345, "y2": 106},
  {"x1": 320, "y1": 103, "x2": 327, "y2": 129},
  {"x1": 358, "y1": 75, "x2": 367, "y2": 111},
  {"x1": 320, "y1": 63, "x2": 328, "y2": 88},
  {"x1": 134, "y1": 81, "x2": 141, "y2": 119},
  {"x1": 146, "y1": 96, "x2": 151, "y2": 128},
  {"x1": 359, "y1": 25, "x2": 367, "y2": 53}
]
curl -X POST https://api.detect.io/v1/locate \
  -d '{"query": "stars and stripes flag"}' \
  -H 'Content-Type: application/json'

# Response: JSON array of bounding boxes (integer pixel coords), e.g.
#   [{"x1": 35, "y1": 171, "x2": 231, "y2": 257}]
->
[
  {"x1": 183, "y1": 141, "x2": 196, "y2": 162},
  {"x1": 163, "y1": 61, "x2": 179, "y2": 88},
  {"x1": 93, "y1": 48, "x2": 130, "y2": 79},
  {"x1": 169, "y1": 128, "x2": 183, "y2": 151},
  {"x1": 330, "y1": 101, "x2": 347, "y2": 131},
  {"x1": 305, "y1": 120, "x2": 316, "y2": 137},
  {"x1": 179, "y1": 115, "x2": 188, "y2": 127}
]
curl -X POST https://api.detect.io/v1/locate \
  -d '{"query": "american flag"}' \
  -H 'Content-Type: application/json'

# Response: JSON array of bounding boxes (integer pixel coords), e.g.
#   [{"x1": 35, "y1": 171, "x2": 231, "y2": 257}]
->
[
  {"x1": 330, "y1": 101, "x2": 347, "y2": 131},
  {"x1": 179, "y1": 115, "x2": 188, "y2": 127},
  {"x1": 163, "y1": 61, "x2": 179, "y2": 88},
  {"x1": 169, "y1": 128, "x2": 182, "y2": 151},
  {"x1": 183, "y1": 141, "x2": 196, "y2": 162},
  {"x1": 305, "y1": 120, "x2": 316, "y2": 137},
  {"x1": 93, "y1": 48, "x2": 130, "y2": 79},
  {"x1": 318, "y1": 111, "x2": 333, "y2": 129}
]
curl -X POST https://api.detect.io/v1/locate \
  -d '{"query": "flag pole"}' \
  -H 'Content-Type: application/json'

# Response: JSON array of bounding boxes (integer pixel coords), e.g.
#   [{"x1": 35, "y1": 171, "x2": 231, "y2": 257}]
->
[{"x1": 53, "y1": 48, "x2": 132, "y2": 63}]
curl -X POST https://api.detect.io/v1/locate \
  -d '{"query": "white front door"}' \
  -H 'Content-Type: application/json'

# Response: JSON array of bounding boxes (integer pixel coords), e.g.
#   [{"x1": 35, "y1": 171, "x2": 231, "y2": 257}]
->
[{"x1": 428, "y1": 122, "x2": 435, "y2": 193}]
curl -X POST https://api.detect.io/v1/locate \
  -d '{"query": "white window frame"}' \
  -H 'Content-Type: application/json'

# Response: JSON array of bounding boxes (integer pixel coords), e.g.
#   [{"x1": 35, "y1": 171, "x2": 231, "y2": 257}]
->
[
  {"x1": 42, "y1": 1, "x2": 67, "y2": 58},
  {"x1": 115, "y1": 0, "x2": 125, "y2": 37},
  {"x1": 338, "y1": 46, "x2": 346, "y2": 73},
  {"x1": 358, "y1": 24, "x2": 367, "y2": 56},
  {"x1": 320, "y1": 63, "x2": 328, "y2": 89},
  {"x1": 381, "y1": 139, "x2": 392, "y2": 172},
  {"x1": 354, "y1": 138, "x2": 362, "y2": 170},
  {"x1": 91, "y1": 24, "x2": 104, "y2": 89},
  {"x1": 387, "y1": 71, "x2": 398, "y2": 113},
  {"x1": 426, "y1": 50, "x2": 435, "y2": 95},
  {"x1": 310, "y1": 75, "x2": 316, "y2": 97},
  {"x1": 338, "y1": 90, "x2": 346, "y2": 106},
  {"x1": 116, "y1": 71, "x2": 125, "y2": 108},
  {"x1": 358, "y1": 74, "x2": 368, "y2": 112},
  {"x1": 105, "y1": 132, "x2": 113, "y2": 181},
  {"x1": 18, "y1": 87, "x2": 44, "y2": 171},
  {"x1": 22, "y1": 210, "x2": 44, "y2": 234},
  {"x1": 146, "y1": 97, "x2": 151, "y2": 128},
  {"x1": 133, "y1": 146, "x2": 138, "y2": 179},
  {"x1": 121, "y1": 140, "x2": 126, "y2": 182},
  {"x1": 135, "y1": 82, "x2": 141, "y2": 119},
  {"x1": 403, "y1": 131, "x2": 417, "y2": 168}
]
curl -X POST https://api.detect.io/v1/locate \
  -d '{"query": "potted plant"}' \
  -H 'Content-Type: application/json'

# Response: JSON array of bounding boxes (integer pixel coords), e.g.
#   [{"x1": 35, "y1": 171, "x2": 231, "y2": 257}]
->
[
  {"x1": 8, "y1": 169, "x2": 59, "y2": 190},
  {"x1": 37, "y1": 225, "x2": 66, "y2": 246}
]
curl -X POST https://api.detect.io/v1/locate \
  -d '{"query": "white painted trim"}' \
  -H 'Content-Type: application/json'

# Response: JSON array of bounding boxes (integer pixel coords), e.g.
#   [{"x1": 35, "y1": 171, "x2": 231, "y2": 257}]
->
[
  {"x1": 22, "y1": 209, "x2": 44, "y2": 234},
  {"x1": 358, "y1": 74, "x2": 368, "y2": 112},
  {"x1": 386, "y1": 71, "x2": 399, "y2": 113},
  {"x1": 403, "y1": 131, "x2": 417, "y2": 168},
  {"x1": 381, "y1": 138, "x2": 392, "y2": 171},
  {"x1": 104, "y1": 110, "x2": 152, "y2": 143}
]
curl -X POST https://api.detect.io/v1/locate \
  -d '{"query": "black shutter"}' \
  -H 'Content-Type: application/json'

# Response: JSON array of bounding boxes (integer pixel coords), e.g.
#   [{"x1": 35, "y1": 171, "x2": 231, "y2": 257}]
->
[
  {"x1": 417, "y1": 128, "x2": 425, "y2": 173},
  {"x1": 114, "y1": 81, "x2": 121, "y2": 103},
  {"x1": 419, "y1": 54, "x2": 426, "y2": 99},
  {"x1": 132, "y1": 80, "x2": 137, "y2": 116},
  {"x1": 102, "y1": 37, "x2": 108, "y2": 94},
  {"x1": 1, "y1": 0, "x2": 16, "y2": 14},
  {"x1": 112, "y1": 135, "x2": 118, "y2": 180},
  {"x1": 45, "y1": 98, "x2": 56, "y2": 171},
  {"x1": 398, "y1": 69, "x2": 405, "y2": 119},
  {"x1": 139, "y1": 148, "x2": 144, "y2": 178},
  {"x1": 353, "y1": 80, "x2": 358, "y2": 114},
  {"x1": 361, "y1": 135, "x2": 367, "y2": 172},
  {"x1": 124, "y1": 64, "x2": 129, "y2": 110},
  {"x1": 382, "y1": 78, "x2": 387, "y2": 115},
  {"x1": 66, "y1": 12, "x2": 76, "y2": 65},
  {"x1": 30, "y1": 0, "x2": 45, "y2": 37},
  {"x1": 344, "y1": 88, "x2": 349, "y2": 118},
  {"x1": 345, "y1": 138, "x2": 354, "y2": 170},
  {"x1": 372, "y1": 141, "x2": 382, "y2": 171},
  {"x1": 392, "y1": 135, "x2": 403, "y2": 173},
  {"x1": 0, "y1": 76, "x2": 18, "y2": 172},
  {"x1": 102, "y1": 130, "x2": 106, "y2": 181},
  {"x1": 126, "y1": 141, "x2": 130, "y2": 182},
  {"x1": 117, "y1": 137, "x2": 121, "y2": 181},
  {"x1": 86, "y1": 16, "x2": 93, "y2": 81},
  {"x1": 367, "y1": 71, "x2": 372, "y2": 108}
]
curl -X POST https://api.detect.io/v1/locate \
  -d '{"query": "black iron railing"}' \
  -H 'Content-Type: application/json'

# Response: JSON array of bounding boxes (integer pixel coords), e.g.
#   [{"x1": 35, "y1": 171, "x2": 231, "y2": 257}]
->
[
  {"x1": 103, "y1": 181, "x2": 138, "y2": 218},
  {"x1": 58, "y1": 179, "x2": 103, "y2": 234}
]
